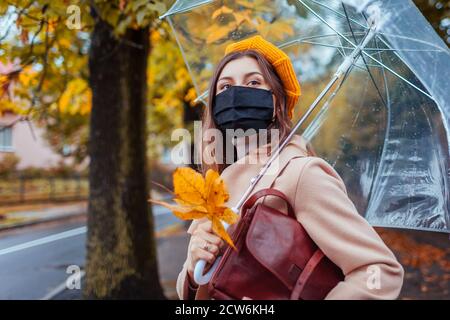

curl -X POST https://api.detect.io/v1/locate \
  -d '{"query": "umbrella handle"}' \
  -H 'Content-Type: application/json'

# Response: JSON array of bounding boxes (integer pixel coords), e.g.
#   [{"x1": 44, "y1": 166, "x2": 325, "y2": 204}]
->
[
  {"x1": 193, "y1": 255, "x2": 222, "y2": 285},
  {"x1": 193, "y1": 220, "x2": 231, "y2": 285}
]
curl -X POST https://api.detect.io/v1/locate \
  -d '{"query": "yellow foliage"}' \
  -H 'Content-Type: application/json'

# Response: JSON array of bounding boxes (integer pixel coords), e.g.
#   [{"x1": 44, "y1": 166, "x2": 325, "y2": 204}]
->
[
  {"x1": 47, "y1": 18, "x2": 58, "y2": 33},
  {"x1": 58, "y1": 78, "x2": 92, "y2": 115},
  {"x1": 150, "y1": 29, "x2": 161, "y2": 43},
  {"x1": 235, "y1": 0, "x2": 273, "y2": 12},
  {"x1": 232, "y1": 11, "x2": 253, "y2": 26},
  {"x1": 149, "y1": 167, "x2": 239, "y2": 250},
  {"x1": 185, "y1": 87, "x2": 198, "y2": 107},
  {"x1": 206, "y1": 25, "x2": 233, "y2": 44},
  {"x1": 18, "y1": 66, "x2": 36, "y2": 87},
  {"x1": 256, "y1": 17, "x2": 295, "y2": 40},
  {"x1": 58, "y1": 38, "x2": 72, "y2": 49},
  {"x1": 212, "y1": 5, "x2": 234, "y2": 19},
  {"x1": 0, "y1": 98, "x2": 28, "y2": 116}
]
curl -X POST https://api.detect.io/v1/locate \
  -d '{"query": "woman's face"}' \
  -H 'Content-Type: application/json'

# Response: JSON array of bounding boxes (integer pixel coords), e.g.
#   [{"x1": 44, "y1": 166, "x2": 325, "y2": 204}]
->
[{"x1": 215, "y1": 56, "x2": 277, "y2": 109}]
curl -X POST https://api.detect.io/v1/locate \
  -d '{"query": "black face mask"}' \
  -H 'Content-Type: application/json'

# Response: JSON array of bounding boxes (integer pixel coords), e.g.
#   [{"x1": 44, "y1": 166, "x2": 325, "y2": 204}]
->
[{"x1": 213, "y1": 86, "x2": 274, "y2": 133}]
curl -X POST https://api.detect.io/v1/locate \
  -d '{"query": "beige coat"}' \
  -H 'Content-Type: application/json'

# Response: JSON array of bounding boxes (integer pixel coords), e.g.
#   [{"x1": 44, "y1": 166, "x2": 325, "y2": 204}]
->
[{"x1": 176, "y1": 134, "x2": 404, "y2": 300}]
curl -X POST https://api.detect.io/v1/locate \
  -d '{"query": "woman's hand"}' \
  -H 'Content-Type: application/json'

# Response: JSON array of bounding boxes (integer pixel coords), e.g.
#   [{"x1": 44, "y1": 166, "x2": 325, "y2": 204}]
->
[{"x1": 186, "y1": 219, "x2": 226, "y2": 281}]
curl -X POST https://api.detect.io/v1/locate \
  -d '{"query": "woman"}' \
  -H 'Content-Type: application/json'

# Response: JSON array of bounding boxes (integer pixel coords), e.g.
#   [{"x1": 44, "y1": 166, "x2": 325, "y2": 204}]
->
[{"x1": 176, "y1": 35, "x2": 404, "y2": 300}]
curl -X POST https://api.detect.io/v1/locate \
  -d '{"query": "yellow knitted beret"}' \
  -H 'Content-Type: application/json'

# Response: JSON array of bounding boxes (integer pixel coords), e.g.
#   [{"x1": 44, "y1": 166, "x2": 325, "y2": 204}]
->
[{"x1": 224, "y1": 35, "x2": 301, "y2": 119}]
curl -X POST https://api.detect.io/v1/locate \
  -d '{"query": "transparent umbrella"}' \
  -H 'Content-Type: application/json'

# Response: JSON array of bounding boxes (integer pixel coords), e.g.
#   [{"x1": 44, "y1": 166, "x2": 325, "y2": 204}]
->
[{"x1": 160, "y1": 0, "x2": 450, "y2": 283}]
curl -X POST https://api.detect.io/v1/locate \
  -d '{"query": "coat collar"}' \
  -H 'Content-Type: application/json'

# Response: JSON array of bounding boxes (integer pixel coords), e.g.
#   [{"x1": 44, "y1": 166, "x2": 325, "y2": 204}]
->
[{"x1": 220, "y1": 134, "x2": 309, "y2": 209}]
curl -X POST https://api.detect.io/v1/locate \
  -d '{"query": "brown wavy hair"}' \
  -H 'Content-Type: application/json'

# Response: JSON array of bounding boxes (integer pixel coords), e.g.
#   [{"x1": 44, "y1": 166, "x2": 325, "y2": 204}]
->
[{"x1": 199, "y1": 50, "x2": 293, "y2": 174}]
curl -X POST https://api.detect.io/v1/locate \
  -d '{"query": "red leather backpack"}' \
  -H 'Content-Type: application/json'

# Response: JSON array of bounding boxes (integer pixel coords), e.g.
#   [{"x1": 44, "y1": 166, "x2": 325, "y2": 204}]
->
[{"x1": 207, "y1": 188, "x2": 344, "y2": 300}]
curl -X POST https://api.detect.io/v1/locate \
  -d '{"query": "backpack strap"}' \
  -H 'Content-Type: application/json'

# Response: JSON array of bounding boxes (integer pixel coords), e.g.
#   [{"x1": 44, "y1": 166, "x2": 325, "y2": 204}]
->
[
  {"x1": 245, "y1": 154, "x2": 305, "y2": 214},
  {"x1": 290, "y1": 249, "x2": 326, "y2": 300},
  {"x1": 241, "y1": 188, "x2": 296, "y2": 220}
]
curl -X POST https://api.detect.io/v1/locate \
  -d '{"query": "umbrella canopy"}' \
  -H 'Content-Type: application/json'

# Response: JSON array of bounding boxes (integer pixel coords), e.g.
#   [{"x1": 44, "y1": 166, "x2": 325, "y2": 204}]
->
[{"x1": 160, "y1": 0, "x2": 450, "y2": 233}]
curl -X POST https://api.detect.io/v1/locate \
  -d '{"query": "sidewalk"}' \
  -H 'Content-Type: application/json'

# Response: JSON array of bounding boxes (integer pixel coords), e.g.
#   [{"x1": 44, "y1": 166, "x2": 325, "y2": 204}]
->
[
  {"x1": 0, "y1": 189, "x2": 168, "y2": 231},
  {"x1": 157, "y1": 230, "x2": 190, "y2": 299},
  {"x1": 0, "y1": 202, "x2": 87, "y2": 231}
]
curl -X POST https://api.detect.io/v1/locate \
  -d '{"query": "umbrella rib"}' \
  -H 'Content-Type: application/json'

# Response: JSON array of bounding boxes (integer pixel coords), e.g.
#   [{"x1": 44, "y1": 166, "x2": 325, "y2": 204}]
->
[
  {"x1": 335, "y1": 29, "x2": 348, "y2": 58},
  {"x1": 306, "y1": 0, "x2": 447, "y2": 56},
  {"x1": 353, "y1": 62, "x2": 384, "y2": 69},
  {"x1": 333, "y1": 3, "x2": 388, "y2": 183},
  {"x1": 365, "y1": 48, "x2": 444, "y2": 53},
  {"x1": 286, "y1": 40, "x2": 441, "y2": 54},
  {"x1": 298, "y1": 40, "x2": 354, "y2": 50},
  {"x1": 281, "y1": 34, "x2": 442, "y2": 53},
  {"x1": 168, "y1": 18, "x2": 204, "y2": 106},
  {"x1": 359, "y1": 11, "x2": 433, "y2": 100},
  {"x1": 331, "y1": 75, "x2": 370, "y2": 168},
  {"x1": 302, "y1": 68, "x2": 353, "y2": 142},
  {"x1": 278, "y1": 32, "x2": 364, "y2": 49},
  {"x1": 310, "y1": 0, "x2": 369, "y2": 30},
  {"x1": 365, "y1": 35, "x2": 392, "y2": 208},
  {"x1": 296, "y1": 0, "x2": 358, "y2": 48},
  {"x1": 364, "y1": 10, "x2": 390, "y2": 108},
  {"x1": 304, "y1": 63, "x2": 355, "y2": 161},
  {"x1": 342, "y1": 2, "x2": 387, "y2": 108},
  {"x1": 375, "y1": 37, "x2": 391, "y2": 108},
  {"x1": 304, "y1": 25, "x2": 376, "y2": 162},
  {"x1": 376, "y1": 33, "x2": 448, "y2": 52},
  {"x1": 361, "y1": 48, "x2": 432, "y2": 100},
  {"x1": 287, "y1": 42, "x2": 440, "y2": 55},
  {"x1": 309, "y1": 0, "x2": 446, "y2": 52},
  {"x1": 359, "y1": 6, "x2": 447, "y2": 52},
  {"x1": 297, "y1": 0, "x2": 433, "y2": 100},
  {"x1": 159, "y1": 0, "x2": 214, "y2": 19}
]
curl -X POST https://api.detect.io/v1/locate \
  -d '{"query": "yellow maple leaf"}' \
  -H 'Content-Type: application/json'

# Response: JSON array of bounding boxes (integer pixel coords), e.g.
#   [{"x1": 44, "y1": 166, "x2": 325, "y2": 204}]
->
[
  {"x1": 173, "y1": 167, "x2": 206, "y2": 206},
  {"x1": 149, "y1": 167, "x2": 239, "y2": 250}
]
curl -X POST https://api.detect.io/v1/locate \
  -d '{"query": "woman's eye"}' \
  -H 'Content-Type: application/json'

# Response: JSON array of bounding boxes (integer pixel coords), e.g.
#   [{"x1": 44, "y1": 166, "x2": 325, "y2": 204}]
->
[
  {"x1": 248, "y1": 80, "x2": 260, "y2": 86},
  {"x1": 220, "y1": 84, "x2": 230, "y2": 90}
]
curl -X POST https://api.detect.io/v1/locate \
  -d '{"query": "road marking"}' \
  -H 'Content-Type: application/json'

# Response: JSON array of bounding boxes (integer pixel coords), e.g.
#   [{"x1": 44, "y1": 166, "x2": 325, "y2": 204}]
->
[
  {"x1": 0, "y1": 226, "x2": 87, "y2": 256},
  {"x1": 152, "y1": 206, "x2": 172, "y2": 216},
  {"x1": 0, "y1": 205, "x2": 173, "y2": 257},
  {"x1": 40, "y1": 271, "x2": 85, "y2": 300}
]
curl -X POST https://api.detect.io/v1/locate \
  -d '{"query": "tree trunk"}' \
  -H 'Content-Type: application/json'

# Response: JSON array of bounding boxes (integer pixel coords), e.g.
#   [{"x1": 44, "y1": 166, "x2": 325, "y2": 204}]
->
[{"x1": 84, "y1": 17, "x2": 165, "y2": 299}]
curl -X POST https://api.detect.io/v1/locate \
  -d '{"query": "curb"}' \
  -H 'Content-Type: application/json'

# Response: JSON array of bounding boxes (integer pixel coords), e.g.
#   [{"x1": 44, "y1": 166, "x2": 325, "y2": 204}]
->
[{"x1": 0, "y1": 212, "x2": 87, "y2": 232}]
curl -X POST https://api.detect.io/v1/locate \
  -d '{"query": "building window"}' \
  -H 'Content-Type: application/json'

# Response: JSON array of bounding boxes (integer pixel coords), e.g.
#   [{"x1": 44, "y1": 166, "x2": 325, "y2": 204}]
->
[
  {"x1": 0, "y1": 126, "x2": 13, "y2": 152},
  {"x1": 62, "y1": 144, "x2": 73, "y2": 156}
]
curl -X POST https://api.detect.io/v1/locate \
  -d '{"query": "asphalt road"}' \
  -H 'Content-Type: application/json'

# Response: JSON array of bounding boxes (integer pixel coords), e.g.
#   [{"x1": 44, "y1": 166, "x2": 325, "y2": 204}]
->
[{"x1": 0, "y1": 205, "x2": 184, "y2": 300}]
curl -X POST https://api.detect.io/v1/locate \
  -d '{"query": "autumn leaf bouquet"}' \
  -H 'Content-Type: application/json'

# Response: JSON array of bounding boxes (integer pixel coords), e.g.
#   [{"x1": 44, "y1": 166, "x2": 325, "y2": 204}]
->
[{"x1": 149, "y1": 167, "x2": 239, "y2": 250}]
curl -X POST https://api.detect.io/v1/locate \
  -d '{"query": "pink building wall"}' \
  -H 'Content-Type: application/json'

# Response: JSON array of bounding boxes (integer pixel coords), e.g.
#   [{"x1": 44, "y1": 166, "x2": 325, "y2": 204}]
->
[{"x1": 0, "y1": 112, "x2": 65, "y2": 169}]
